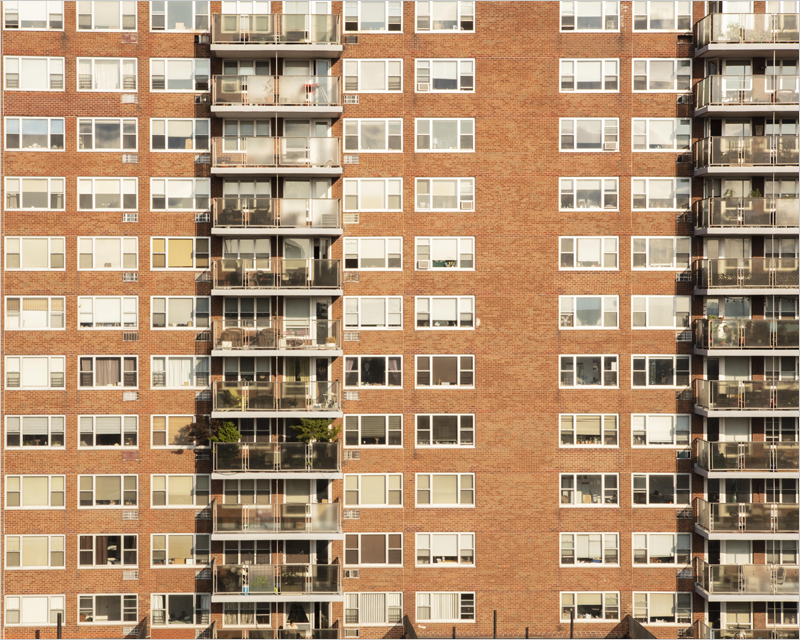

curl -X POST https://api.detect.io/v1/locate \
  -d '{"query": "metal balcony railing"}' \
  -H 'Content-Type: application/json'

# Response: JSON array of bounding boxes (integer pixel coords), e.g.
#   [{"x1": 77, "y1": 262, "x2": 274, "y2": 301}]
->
[
  {"x1": 694, "y1": 258, "x2": 799, "y2": 289},
  {"x1": 213, "y1": 197, "x2": 341, "y2": 229},
  {"x1": 211, "y1": 13, "x2": 340, "y2": 45},
  {"x1": 694, "y1": 318, "x2": 799, "y2": 350},
  {"x1": 212, "y1": 500, "x2": 341, "y2": 534},
  {"x1": 695, "y1": 558, "x2": 799, "y2": 596},
  {"x1": 215, "y1": 629, "x2": 340, "y2": 639},
  {"x1": 213, "y1": 442, "x2": 340, "y2": 473},
  {"x1": 695, "y1": 12, "x2": 800, "y2": 47},
  {"x1": 213, "y1": 320, "x2": 341, "y2": 351},
  {"x1": 694, "y1": 197, "x2": 800, "y2": 229},
  {"x1": 694, "y1": 135, "x2": 799, "y2": 169},
  {"x1": 694, "y1": 498, "x2": 799, "y2": 535},
  {"x1": 212, "y1": 258, "x2": 341, "y2": 290},
  {"x1": 213, "y1": 75, "x2": 341, "y2": 107},
  {"x1": 694, "y1": 620, "x2": 800, "y2": 639},
  {"x1": 695, "y1": 380, "x2": 800, "y2": 411},
  {"x1": 213, "y1": 561, "x2": 341, "y2": 596},
  {"x1": 695, "y1": 439, "x2": 799, "y2": 472},
  {"x1": 695, "y1": 74, "x2": 800, "y2": 109},
  {"x1": 213, "y1": 381, "x2": 341, "y2": 413},
  {"x1": 213, "y1": 137, "x2": 341, "y2": 169}
]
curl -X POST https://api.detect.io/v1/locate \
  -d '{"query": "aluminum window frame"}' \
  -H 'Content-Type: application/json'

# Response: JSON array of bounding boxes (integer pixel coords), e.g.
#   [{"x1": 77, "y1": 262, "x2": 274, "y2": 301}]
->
[
  {"x1": 77, "y1": 296, "x2": 138, "y2": 330},
  {"x1": 631, "y1": 355, "x2": 691, "y2": 389},
  {"x1": 631, "y1": 295, "x2": 692, "y2": 329},
  {"x1": 150, "y1": 355, "x2": 211, "y2": 390},
  {"x1": 77, "y1": 117, "x2": 138, "y2": 152},
  {"x1": 78, "y1": 415, "x2": 139, "y2": 449},
  {"x1": 343, "y1": 414, "x2": 404, "y2": 448},
  {"x1": 77, "y1": 177, "x2": 138, "y2": 211},
  {"x1": 344, "y1": 296, "x2": 403, "y2": 330},
  {"x1": 4, "y1": 117, "x2": 65, "y2": 151},
  {"x1": 559, "y1": 414, "x2": 619, "y2": 448},
  {"x1": 632, "y1": 473, "x2": 692, "y2": 507},
  {"x1": 560, "y1": 591, "x2": 620, "y2": 623},
  {"x1": 2, "y1": 56, "x2": 65, "y2": 91},
  {"x1": 344, "y1": 118, "x2": 403, "y2": 153},
  {"x1": 415, "y1": 533, "x2": 475, "y2": 567},
  {"x1": 343, "y1": 355, "x2": 403, "y2": 389},
  {"x1": 559, "y1": 354, "x2": 619, "y2": 389},
  {"x1": 150, "y1": 236, "x2": 211, "y2": 271},
  {"x1": 150, "y1": 58, "x2": 210, "y2": 92},
  {"x1": 149, "y1": 0, "x2": 210, "y2": 32},
  {"x1": 5, "y1": 355, "x2": 65, "y2": 390},
  {"x1": 76, "y1": 57, "x2": 138, "y2": 92},
  {"x1": 77, "y1": 355, "x2": 138, "y2": 390},
  {"x1": 151, "y1": 296, "x2": 211, "y2": 330},
  {"x1": 559, "y1": 532, "x2": 620, "y2": 567},
  {"x1": 632, "y1": 58, "x2": 692, "y2": 93},
  {"x1": 4, "y1": 415, "x2": 66, "y2": 449},
  {"x1": 78, "y1": 594, "x2": 138, "y2": 625},
  {"x1": 632, "y1": 177, "x2": 691, "y2": 210},
  {"x1": 344, "y1": 592, "x2": 403, "y2": 627},
  {"x1": 343, "y1": 178, "x2": 403, "y2": 212},
  {"x1": 4, "y1": 534, "x2": 66, "y2": 570},
  {"x1": 4, "y1": 595, "x2": 65, "y2": 626},
  {"x1": 632, "y1": 0, "x2": 692, "y2": 32},
  {"x1": 343, "y1": 0, "x2": 403, "y2": 33},
  {"x1": 77, "y1": 534, "x2": 138, "y2": 569},
  {"x1": 632, "y1": 592, "x2": 693, "y2": 626},
  {"x1": 151, "y1": 178, "x2": 211, "y2": 211},
  {"x1": 151, "y1": 414, "x2": 201, "y2": 449},
  {"x1": 415, "y1": 473, "x2": 475, "y2": 508},
  {"x1": 4, "y1": 296, "x2": 65, "y2": 331},
  {"x1": 150, "y1": 533, "x2": 211, "y2": 568},
  {"x1": 77, "y1": 1, "x2": 137, "y2": 31},
  {"x1": 415, "y1": 236, "x2": 475, "y2": 271},
  {"x1": 4, "y1": 176, "x2": 65, "y2": 211},
  {"x1": 150, "y1": 474, "x2": 211, "y2": 509},
  {"x1": 415, "y1": 414, "x2": 475, "y2": 448},
  {"x1": 77, "y1": 236, "x2": 138, "y2": 271},
  {"x1": 416, "y1": 592, "x2": 476, "y2": 622},
  {"x1": 631, "y1": 236, "x2": 691, "y2": 270},
  {"x1": 560, "y1": 1, "x2": 620, "y2": 32},
  {"x1": 3, "y1": 2, "x2": 64, "y2": 31},
  {"x1": 344, "y1": 473, "x2": 404, "y2": 508},
  {"x1": 415, "y1": 1, "x2": 475, "y2": 33},
  {"x1": 559, "y1": 58, "x2": 619, "y2": 93},
  {"x1": 559, "y1": 473, "x2": 620, "y2": 507},
  {"x1": 631, "y1": 117, "x2": 692, "y2": 152},
  {"x1": 559, "y1": 177, "x2": 619, "y2": 211},
  {"x1": 222, "y1": 600, "x2": 272, "y2": 628},
  {"x1": 415, "y1": 58, "x2": 475, "y2": 92},
  {"x1": 150, "y1": 119, "x2": 211, "y2": 153},
  {"x1": 344, "y1": 532, "x2": 404, "y2": 567},
  {"x1": 415, "y1": 118, "x2": 475, "y2": 152},
  {"x1": 415, "y1": 295, "x2": 474, "y2": 330},
  {"x1": 5, "y1": 475, "x2": 65, "y2": 510},
  {"x1": 344, "y1": 237, "x2": 403, "y2": 271},
  {"x1": 559, "y1": 118, "x2": 619, "y2": 152},
  {"x1": 632, "y1": 533, "x2": 692, "y2": 567},
  {"x1": 559, "y1": 295, "x2": 619, "y2": 330},
  {"x1": 415, "y1": 355, "x2": 475, "y2": 389},
  {"x1": 343, "y1": 58, "x2": 403, "y2": 93},
  {"x1": 559, "y1": 236, "x2": 619, "y2": 271},
  {"x1": 415, "y1": 177, "x2": 474, "y2": 212},
  {"x1": 631, "y1": 414, "x2": 692, "y2": 448}
]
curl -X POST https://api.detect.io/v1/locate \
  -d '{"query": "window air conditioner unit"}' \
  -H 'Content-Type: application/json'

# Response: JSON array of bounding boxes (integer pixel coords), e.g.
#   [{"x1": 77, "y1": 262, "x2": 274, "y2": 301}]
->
[
  {"x1": 344, "y1": 630, "x2": 360, "y2": 638},
  {"x1": 460, "y1": 201, "x2": 474, "y2": 210},
  {"x1": 604, "y1": 142, "x2": 618, "y2": 151},
  {"x1": 417, "y1": 83, "x2": 431, "y2": 92},
  {"x1": 344, "y1": 569, "x2": 360, "y2": 578},
  {"x1": 417, "y1": 260, "x2": 430, "y2": 270}
]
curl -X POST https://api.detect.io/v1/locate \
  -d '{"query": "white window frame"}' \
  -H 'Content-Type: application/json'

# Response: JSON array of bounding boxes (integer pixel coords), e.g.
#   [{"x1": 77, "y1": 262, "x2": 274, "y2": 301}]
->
[
  {"x1": 416, "y1": 592, "x2": 476, "y2": 623},
  {"x1": 560, "y1": 1, "x2": 620, "y2": 32},
  {"x1": 77, "y1": 534, "x2": 138, "y2": 568},
  {"x1": 344, "y1": 473, "x2": 404, "y2": 508},
  {"x1": 5, "y1": 117, "x2": 65, "y2": 151},
  {"x1": 4, "y1": 535, "x2": 65, "y2": 569},
  {"x1": 151, "y1": 474, "x2": 211, "y2": 509},
  {"x1": 631, "y1": 236, "x2": 691, "y2": 270},
  {"x1": 415, "y1": 355, "x2": 475, "y2": 389},
  {"x1": 150, "y1": 356, "x2": 210, "y2": 390},
  {"x1": 415, "y1": 533, "x2": 475, "y2": 567},
  {"x1": 415, "y1": 1, "x2": 475, "y2": 33},
  {"x1": 633, "y1": 592, "x2": 693, "y2": 626},
  {"x1": 559, "y1": 296, "x2": 619, "y2": 330},
  {"x1": 150, "y1": 237, "x2": 211, "y2": 271},
  {"x1": 77, "y1": 177, "x2": 138, "y2": 211},
  {"x1": 416, "y1": 473, "x2": 475, "y2": 508},
  {"x1": 632, "y1": 177, "x2": 691, "y2": 210},
  {"x1": 343, "y1": 1, "x2": 403, "y2": 33},
  {"x1": 632, "y1": 58, "x2": 692, "y2": 93},
  {"x1": 344, "y1": 296, "x2": 403, "y2": 330},
  {"x1": 4, "y1": 415, "x2": 65, "y2": 449},
  {"x1": 344, "y1": 415, "x2": 404, "y2": 448},
  {"x1": 77, "y1": 236, "x2": 138, "y2": 271},
  {"x1": 78, "y1": 415, "x2": 139, "y2": 449},
  {"x1": 415, "y1": 177, "x2": 474, "y2": 212},
  {"x1": 78, "y1": 475, "x2": 138, "y2": 509},
  {"x1": 77, "y1": 117, "x2": 138, "y2": 152},
  {"x1": 4, "y1": 595, "x2": 65, "y2": 626},
  {"x1": 632, "y1": 117, "x2": 692, "y2": 152},
  {"x1": 632, "y1": 414, "x2": 691, "y2": 448},
  {"x1": 151, "y1": 178, "x2": 211, "y2": 211},
  {"x1": 5, "y1": 356, "x2": 65, "y2": 390},
  {"x1": 78, "y1": 594, "x2": 138, "y2": 625},
  {"x1": 343, "y1": 59, "x2": 403, "y2": 93},
  {"x1": 150, "y1": 119, "x2": 211, "y2": 152},
  {"x1": 77, "y1": 296, "x2": 138, "y2": 330},
  {"x1": 415, "y1": 236, "x2": 475, "y2": 271},
  {"x1": 77, "y1": 57, "x2": 137, "y2": 92},
  {"x1": 3, "y1": 56, "x2": 64, "y2": 91},
  {"x1": 632, "y1": 1, "x2": 692, "y2": 32},
  {"x1": 5, "y1": 475, "x2": 65, "y2": 509},
  {"x1": 344, "y1": 593, "x2": 403, "y2": 627},
  {"x1": 559, "y1": 58, "x2": 619, "y2": 93},
  {"x1": 415, "y1": 296, "x2": 474, "y2": 330},
  {"x1": 415, "y1": 414, "x2": 475, "y2": 448},
  {"x1": 343, "y1": 179, "x2": 403, "y2": 212},
  {"x1": 344, "y1": 118, "x2": 403, "y2": 153},
  {"x1": 559, "y1": 355, "x2": 619, "y2": 389},
  {"x1": 559, "y1": 118, "x2": 619, "y2": 152},
  {"x1": 560, "y1": 592, "x2": 620, "y2": 623},
  {"x1": 632, "y1": 473, "x2": 692, "y2": 507},
  {"x1": 150, "y1": 533, "x2": 211, "y2": 568},
  {"x1": 151, "y1": 415, "x2": 201, "y2": 449},
  {"x1": 222, "y1": 601, "x2": 271, "y2": 628},
  {"x1": 768, "y1": 601, "x2": 799, "y2": 627},
  {"x1": 632, "y1": 533, "x2": 692, "y2": 567},
  {"x1": 344, "y1": 533, "x2": 404, "y2": 567},
  {"x1": 344, "y1": 355, "x2": 403, "y2": 389},
  {"x1": 344, "y1": 237, "x2": 403, "y2": 270},
  {"x1": 559, "y1": 473, "x2": 619, "y2": 507},
  {"x1": 151, "y1": 296, "x2": 211, "y2": 330},
  {"x1": 4, "y1": 176, "x2": 65, "y2": 211},
  {"x1": 631, "y1": 295, "x2": 692, "y2": 329},
  {"x1": 559, "y1": 177, "x2": 619, "y2": 211},
  {"x1": 559, "y1": 414, "x2": 619, "y2": 448},
  {"x1": 4, "y1": 296, "x2": 65, "y2": 331},
  {"x1": 415, "y1": 118, "x2": 474, "y2": 152},
  {"x1": 150, "y1": 1, "x2": 209, "y2": 32},
  {"x1": 77, "y1": 355, "x2": 138, "y2": 389},
  {"x1": 3, "y1": 2, "x2": 64, "y2": 31},
  {"x1": 76, "y1": 1, "x2": 137, "y2": 31},
  {"x1": 559, "y1": 236, "x2": 618, "y2": 271},
  {"x1": 631, "y1": 355, "x2": 691, "y2": 389},
  {"x1": 415, "y1": 58, "x2": 475, "y2": 92},
  {"x1": 150, "y1": 58, "x2": 210, "y2": 92},
  {"x1": 559, "y1": 532, "x2": 619, "y2": 566}
]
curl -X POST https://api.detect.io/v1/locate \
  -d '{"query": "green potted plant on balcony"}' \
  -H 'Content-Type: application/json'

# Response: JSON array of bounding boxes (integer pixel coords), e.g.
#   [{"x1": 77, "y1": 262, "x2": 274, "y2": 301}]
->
[
  {"x1": 184, "y1": 418, "x2": 242, "y2": 467},
  {"x1": 289, "y1": 418, "x2": 340, "y2": 443}
]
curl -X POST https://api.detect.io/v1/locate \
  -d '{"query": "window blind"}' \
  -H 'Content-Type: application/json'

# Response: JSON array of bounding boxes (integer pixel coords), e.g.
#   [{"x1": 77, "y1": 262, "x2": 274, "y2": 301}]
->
[
  {"x1": 96, "y1": 476, "x2": 121, "y2": 502},
  {"x1": 21, "y1": 417, "x2": 48, "y2": 434},
  {"x1": 95, "y1": 417, "x2": 122, "y2": 434},
  {"x1": 360, "y1": 475, "x2": 386, "y2": 504},
  {"x1": 431, "y1": 593, "x2": 458, "y2": 621},
  {"x1": 649, "y1": 593, "x2": 675, "y2": 618},
  {"x1": 431, "y1": 534, "x2": 458, "y2": 557},
  {"x1": 360, "y1": 534, "x2": 386, "y2": 564},
  {"x1": 359, "y1": 593, "x2": 386, "y2": 624},
  {"x1": 21, "y1": 537, "x2": 48, "y2": 567},
  {"x1": 576, "y1": 415, "x2": 602, "y2": 436},
  {"x1": 360, "y1": 416, "x2": 386, "y2": 439},
  {"x1": 432, "y1": 475, "x2": 458, "y2": 504}
]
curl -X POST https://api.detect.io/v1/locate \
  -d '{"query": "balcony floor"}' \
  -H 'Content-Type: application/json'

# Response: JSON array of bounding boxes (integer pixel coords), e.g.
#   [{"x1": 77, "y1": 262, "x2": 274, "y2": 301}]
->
[
  {"x1": 695, "y1": 584, "x2": 798, "y2": 602},
  {"x1": 211, "y1": 594, "x2": 344, "y2": 604},
  {"x1": 212, "y1": 410, "x2": 343, "y2": 419},
  {"x1": 695, "y1": 104, "x2": 800, "y2": 118},
  {"x1": 694, "y1": 348, "x2": 791, "y2": 356},
  {"x1": 211, "y1": 289, "x2": 343, "y2": 297},
  {"x1": 694, "y1": 464, "x2": 798, "y2": 480},
  {"x1": 695, "y1": 407, "x2": 799, "y2": 417},
  {"x1": 695, "y1": 166, "x2": 799, "y2": 177},
  {"x1": 212, "y1": 472, "x2": 343, "y2": 480},
  {"x1": 694, "y1": 524, "x2": 799, "y2": 541},
  {"x1": 211, "y1": 227, "x2": 343, "y2": 236},
  {"x1": 694, "y1": 227, "x2": 800, "y2": 236},
  {"x1": 212, "y1": 533, "x2": 344, "y2": 542},
  {"x1": 695, "y1": 288, "x2": 795, "y2": 296},
  {"x1": 212, "y1": 105, "x2": 343, "y2": 118},
  {"x1": 695, "y1": 43, "x2": 800, "y2": 58},
  {"x1": 212, "y1": 167, "x2": 343, "y2": 177},
  {"x1": 211, "y1": 349, "x2": 343, "y2": 357},
  {"x1": 211, "y1": 44, "x2": 343, "y2": 58}
]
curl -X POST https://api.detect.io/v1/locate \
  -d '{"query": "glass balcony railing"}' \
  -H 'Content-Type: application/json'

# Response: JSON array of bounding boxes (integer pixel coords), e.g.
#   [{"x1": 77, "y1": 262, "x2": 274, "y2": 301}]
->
[
  {"x1": 695, "y1": 75, "x2": 800, "y2": 109},
  {"x1": 213, "y1": 381, "x2": 341, "y2": 413},
  {"x1": 694, "y1": 197, "x2": 800, "y2": 229},
  {"x1": 694, "y1": 135, "x2": 799, "y2": 168},
  {"x1": 211, "y1": 13, "x2": 340, "y2": 45},
  {"x1": 213, "y1": 75, "x2": 341, "y2": 107},
  {"x1": 213, "y1": 442, "x2": 340, "y2": 473},
  {"x1": 695, "y1": 558, "x2": 799, "y2": 596},
  {"x1": 694, "y1": 258, "x2": 799, "y2": 289},
  {"x1": 695, "y1": 439, "x2": 799, "y2": 473},
  {"x1": 212, "y1": 501, "x2": 341, "y2": 534},
  {"x1": 695, "y1": 12, "x2": 800, "y2": 47},
  {"x1": 216, "y1": 630, "x2": 340, "y2": 640},
  {"x1": 694, "y1": 380, "x2": 800, "y2": 411},
  {"x1": 212, "y1": 137, "x2": 341, "y2": 169},
  {"x1": 213, "y1": 562, "x2": 340, "y2": 596},
  {"x1": 694, "y1": 318, "x2": 799, "y2": 350},
  {"x1": 694, "y1": 620, "x2": 800, "y2": 639},
  {"x1": 213, "y1": 320, "x2": 342, "y2": 351},
  {"x1": 213, "y1": 197, "x2": 341, "y2": 229},
  {"x1": 212, "y1": 258, "x2": 341, "y2": 290},
  {"x1": 695, "y1": 498, "x2": 799, "y2": 535}
]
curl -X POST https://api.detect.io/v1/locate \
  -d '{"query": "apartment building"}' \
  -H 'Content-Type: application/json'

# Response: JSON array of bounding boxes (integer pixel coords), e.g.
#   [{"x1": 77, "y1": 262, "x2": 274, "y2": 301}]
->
[{"x1": 1, "y1": 1, "x2": 798, "y2": 639}]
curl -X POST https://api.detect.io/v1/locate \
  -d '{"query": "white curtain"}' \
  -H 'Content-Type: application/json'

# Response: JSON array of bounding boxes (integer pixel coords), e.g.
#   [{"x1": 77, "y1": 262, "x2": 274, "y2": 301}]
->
[
  {"x1": 648, "y1": 416, "x2": 675, "y2": 444},
  {"x1": 96, "y1": 298, "x2": 121, "y2": 325},
  {"x1": 21, "y1": 597, "x2": 49, "y2": 624},
  {"x1": 95, "y1": 60, "x2": 121, "y2": 90},
  {"x1": 168, "y1": 357, "x2": 192, "y2": 387},
  {"x1": 432, "y1": 475, "x2": 458, "y2": 504},
  {"x1": 21, "y1": 358, "x2": 48, "y2": 387},
  {"x1": 650, "y1": 534, "x2": 676, "y2": 558},
  {"x1": 360, "y1": 593, "x2": 386, "y2": 624},
  {"x1": 432, "y1": 298, "x2": 457, "y2": 323},
  {"x1": 361, "y1": 298, "x2": 386, "y2": 326},
  {"x1": 432, "y1": 534, "x2": 458, "y2": 557},
  {"x1": 576, "y1": 238, "x2": 601, "y2": 263},
  {"x1": 95, "y1": 238, "x2": 121, "y2": 268},
  {"x1": 431, "y1": 593, "x2": 458, "y2": 621}
]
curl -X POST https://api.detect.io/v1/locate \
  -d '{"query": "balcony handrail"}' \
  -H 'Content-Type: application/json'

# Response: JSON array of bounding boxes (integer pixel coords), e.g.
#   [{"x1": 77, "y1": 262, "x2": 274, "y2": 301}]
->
[
  {"x1": 695, "y1": 74, "x2": 800, "y2": 109},
  {"x1": 212, "y1": 257, "x2": 341, "y2": 290},
  {"x1": 213, "y1": 319, "x2": 342, "y2": 351},
  {"x1": 694, "y1": 12, "x2": 800, "y2": 48},
  {"x1": 693, "y1": 619, "x2": 800, "y2": 639},
  {"x1": 695, "y1": 439, "x2": 799, "y2": 472},
  {"x1": 213, "y1": 561, "x2": 342, "y2": 596},
  {"x1": 213, "y1": 441, "x2": 341, "y2": 473},
  {"x1": 212, "y1": 136, "x2": 342, "y2": 168},
  {"x1": 694, "y1": 135, "x2": 800, "y2": 168},
  {"x1": 211, "y1": 13, "x2": 341, "y2": 45},
  {"x1": 213, "y1": 380, "x2": 342, "y2": 413},
  {"x1": 694, "y1": 196, "x2": 800, "y2": 229},
  {"x1": 693, "y1": 258, "x2": 800, "y2": 290},
  {"x1": 212, "y1": 74, "x2": 342, "y2": 107},
  {"x1": 694, "y1": 498, "x2": 800, "y2": 534},
  {"x1": 694, "y1": 318, "x2": 800, "y2": 350},
  {"x1": 694, "y1": 558, "x2": 800, "y2": 595},
  {"x1": 212, "y1": 197, "x2": 342, "y2": 229},
  {"x1": 212, "y1": 499, "x2": 342, "y2": 534},
  {"x1": 694, "y1": 379, "x2": 800, "y2": 411}
]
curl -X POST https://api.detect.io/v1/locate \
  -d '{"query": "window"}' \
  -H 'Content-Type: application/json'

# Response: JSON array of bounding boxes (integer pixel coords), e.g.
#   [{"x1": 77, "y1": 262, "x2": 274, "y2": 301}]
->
[
  {"x1": 3, "y1": 2, "x2": 64, "y2": 30},
  {"x1": 768, "y1": 602, "x2": 799, "y2": 627},
  {"x1": 150, "y1": 120, "x2": 210, "y2": 151},
  {"x1": 78, "y1": 476, "x2": 137, "y2": 508},
  {"x1": 632, "y1": 237, "x2": 691, "y2": 270},
  {"x1": 416, "y1": 533, "x2": 474, "y2": 566},
  {"x1": 151, "y1": 356, "x2": 210, "y2": 389},
  {"x1": 559, "y1": 237, "x2": 618, "y2": 270},
  {"x1": 415, "y1": 118, "x2": 474, "y2": 151},
  {"x1": 5, "y1": 535, "x2": 65, "y2": 569},
  {"x1": 633, "y1": 593, "x2": 692, "y2": 625},
  {"x1": 344, "y1": 297, "x2": 402, "y2": 330},
  {"x1": 5, "y1": 416, "x2": 65, "y2": 448},
  {"x1": 559, "y1": 296, "x2": 618, "y2": 329},
  {"x1": 560, "y1": 1, "x2": 619, "y2": 31},
  {"x1": 344, "y1": 593, "x2": 403, "y2": 626},
  {"x1": 78, "y1": 237, "x2": 138, "y2": 270},
  {"x1": 5, "y1": 356, "x2": 65, "y2": 389},
  {"x1": 152, "y1": 297, "x2": 210, "y2": 329},
  {"x1": 5, "y1": 117, "x2": 64, "y2": 150},
  {"x1": 345, "y1": 534, "x2": 402, "y2": 566},
  {"x1": 416, "y1": 58, "x2": 474, "y2": 92},
  {"x1": 633, "y1": 1, "x2": 691, "y2": 31},
  {"x1": 344, "y1": 119, "x2": 402, "y2": 152},
  {"x1": 152, "y1": 534, "x2": 210, "y2": 567},
  {"x1": 344, "y1": 474, "x2": 403, "y2": 507},
  {"x1": 151, "y1": 178, "x2": 211, "y2": 212},
  {"x1": 78, "y1": 535, "x2": 137, "y2": 567},
  {"x1": 632, "y1": 118, "x2": 691, "y2": 151},
  {"x1": 561, "y1": 592, "x2": 619, "y2": 622},
  {"x1": 5, "y1": 297, "x2": 64, "y2": 330},
  {"x1": 222, "y1": 478, "x2": 272, "y2": 505},
  {"x1": 416, "y1": 355, "x2": 474, "y2": 388},
  {"x1": 416, "y1": 415, "x2": 474, "y2": 447},
  {"x1": 343, "y1": 179, "x2": 403, "y2": 212},
  {"x1": 632, "y1": 473, "x2": 691, "y2": 506},
  {"x1": 78, "y1": 177, "x2": 137, "y2": 210},
  {"x1": 416, "y1": 1, "x2": 474, "y2": 31},
  {"x1": 5, "y1": 595, "x2": 65, "y2": 626},
  {"x1": 416, "y1": 474, "x2": 474, "y2": 507},
  {"x1": 632, "y1": 415, "x2": 690, "y2": 447},
  {"x1": 152, "y1": 475, "x2": 210, "y2": 508},
  {"x1": 415, "y1": 237, "x2": 474, "y2": 270},
  {"x1": 633, "y1": 59, "x2": 692, "y2": 92},
  {"x1": 416, "y1": 178, "x2": 474, "y2": 211},
  {"x1": 79, "y1": 416, "x2": 138, "y2": 448},
  {"x1": 78, "y1": 297, "x2": 137, "y2": 329},
  {"x1": 79, "y1": 595, "x2": 138, "y2": 624},
  {"x1": 344, "y1": 415, "x2": 403, "y2": 447},
  {"x1": 78, "y1": 118, "x2": 137, "y2": 151},
  {"x1": 632, "y1": 178, "x2": 690, "y2": 210},
  {"x1": 559, "y1": 355, "x2": 618, "y2": 388},
  {"x1": 223, "y1": 601, "x2": 271, "y2": 627},
  {"x1": 223, "y1": 356, "x2": 271, "y2": 383},
  {"x1": 632, "y1": 355, "x2": 690, "y2": 388},
  {"x1": 4, "y1": 177, "x2": 64, "y2": 210},
  {"x1": 344, "y1": 238, "x2": 402, "y2": 270},
  {"x1": 3, "y1": 56, "x2": 64, "y2": 90},
  {"x1": 77, "y1": 58, "x2": 137, "y2": 91},
  {"x1": 150, "y1": 0, "x2": 209, "y2": 31},
  {"x1": 344, "y1": 59, "x2": 403, "y2": 93},
  {"x1": 152, "y1": 415, "x2": 196, "y2": 448},
  {"x1": 416, "y1": 296, "x2": 474, "y2": 329},
  {"x1": 5, "y1": 475, "x2": 65, "y2": 509},
  {"x1": 416, "y1": 593, "x2": 475, "y2": 622},
  {"x1": 560, "y1": 533, "x2": 619, "y2": 565},
  {"x1": 77, "y1": 1, "x2": 136, "y2": 30},
  {"x1": 560, "y1": 119, "x2": 619, "y2": 151},
  {"x1": 151, "y1": 237, "x2": 210, "y2": 270},
  {"x1": 560, "y1": 59, "x2": 618, "y2": 92},
  {"x1": 343, "y1": 1, "x2": 402, "y2": 32},
  {"x1": 560, "y1": 474, "x2": 618, "y2": 506},
  {"x1": 631, "y1": 296, "x2": 691, "y2": 329},
  {"x1": 78, "y1": 356, "x2": 138, "y2": 389},
  {"x1": 633, "y1": 533, "x2": 692, "y2": 566},
  {"x1": 150, "y1": 59, "x2": 210, "y2": 92},
  {"x1": 765, "y1": 238, "x2": 799, "y2": 259},
  {"x1": 559, "y1": 415, "x2": 618, "y2": 447},
  {"x1": 560, "y1": 178, "x2": 618, "y2": 210},
  {"x1": 344, "y1": 356, "x2": 402, "y2": 388}
]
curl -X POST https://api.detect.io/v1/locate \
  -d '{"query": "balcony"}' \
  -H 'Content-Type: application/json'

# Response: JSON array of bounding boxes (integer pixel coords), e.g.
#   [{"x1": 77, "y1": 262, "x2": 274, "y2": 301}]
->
[
  {"x1": 212, "y1": 75, "x2": 342, "y2": 117},
  {"x1": 212, "y1": 381, "x2": 341, "y2": 418},
  {"x1": 212, "y1": 562, "x2": 342, "y2": 602},
  {"x1": 212, "y1": 320, "x2": 342, "y2": 356},
  {"x1": 211, "y1": 138, "x2": 341, "y2": 176},
  {"x1": 216, "y1": 631, "x2": 339, "y2": 640},
  {"x1": 694, "y1": 620, "x2": 800, "y2": 639},
  {"x1": 694, "y1": 318, "x2": 799, "y2": 355},
  {"x1": 694, "y1": 13, "x2": 800, "y2": 55},
  {"x1": 694, "y1": 380, "x2": 799, "y2": 416},
  {"x1": 695, "y1": 75, "x2": 799, "y2": 115},
  {"x1": 211, "y1": 14, "x2": 342, "y2": 57},
  {"x1": 211, "y1": 501, "x2": 342, "y2": 540},
  {"x1": 212, "y1": 197, "x2": 342, "y2": 236},
  {"x1": 694, "y1": 439, "x2": 799, "y2": 478},
  {"x1": 694, "y1": 258, "x2": 799, "y2": 293},
  {"x1": 212, "y1": 259, "x2": 341, "y2": 296},
  {"x1": 694, "y1": 499, "x2": 799, "y2": 539},
  {"x1": 694, "y1": 136, "x2": 799, "y2": 175},
  {"x1": 694, "y1": 559, "x2": 799, "y2": 601},
  {"x1": 694, "y1": 197, "x2": 799, "y2": 234},
  {"x1": 213, "y1": 442, "x2": 341, "y2": 478}
]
